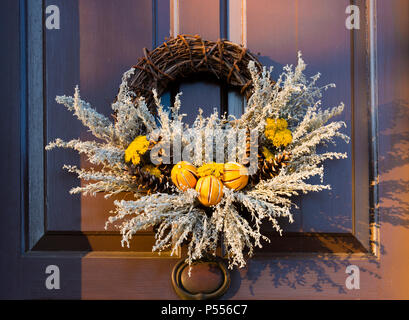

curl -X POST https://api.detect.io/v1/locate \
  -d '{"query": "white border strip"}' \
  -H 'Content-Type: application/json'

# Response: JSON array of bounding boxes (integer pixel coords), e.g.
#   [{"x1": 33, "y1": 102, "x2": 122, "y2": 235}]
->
[
  {"x1": 369, "y1": 0, "x2": 380, "y2": 257},
  {"x1": 170, "y1": 0, "x2": 179, "y2": 37},
  {"x1": 228, "y1": 0, "x2": 247, "y2": 46}
]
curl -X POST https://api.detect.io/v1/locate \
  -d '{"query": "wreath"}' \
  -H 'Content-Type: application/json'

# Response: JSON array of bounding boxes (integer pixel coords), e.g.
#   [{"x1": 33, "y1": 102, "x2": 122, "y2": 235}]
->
[{"x1": 46, "y1": 35, "x2": 349, "y2": 269}]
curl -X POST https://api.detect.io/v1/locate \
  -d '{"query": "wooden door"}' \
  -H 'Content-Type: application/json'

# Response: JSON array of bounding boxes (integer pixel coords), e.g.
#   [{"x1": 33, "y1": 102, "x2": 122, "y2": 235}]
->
[{"x1": 1, "y1": 0, "x2": 409, "y2": 299}]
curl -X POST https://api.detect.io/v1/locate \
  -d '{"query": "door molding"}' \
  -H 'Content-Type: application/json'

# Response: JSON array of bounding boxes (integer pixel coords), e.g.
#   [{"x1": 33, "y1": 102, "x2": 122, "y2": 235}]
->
[{"x1": 24, "y1": 0, "x2": 379, "y2": 259}]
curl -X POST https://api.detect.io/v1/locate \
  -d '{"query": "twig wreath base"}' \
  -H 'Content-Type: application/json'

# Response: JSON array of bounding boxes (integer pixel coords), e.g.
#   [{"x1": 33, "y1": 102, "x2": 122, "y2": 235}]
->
[{"x1": 126, "y1": 34, "x2": 263, "y2": 112}]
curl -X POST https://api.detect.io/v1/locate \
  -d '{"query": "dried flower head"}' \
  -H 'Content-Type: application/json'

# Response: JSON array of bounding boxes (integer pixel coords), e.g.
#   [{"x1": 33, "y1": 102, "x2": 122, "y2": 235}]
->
[
  {"x1": 142, "y1": 164, "x2": 161, "y2": 178},
  {"x1": 124, "y1": 135, "x2": 149, "y2": 165},
  {"x1": 197, "y1": 162, "x2": 225, "y2": 179},
  {"x1": 262, "y1": 146, "x2": 275, "y2": 161},
  {"x1": 264, "y1": 118, "x2": 293, "y2": 148}
]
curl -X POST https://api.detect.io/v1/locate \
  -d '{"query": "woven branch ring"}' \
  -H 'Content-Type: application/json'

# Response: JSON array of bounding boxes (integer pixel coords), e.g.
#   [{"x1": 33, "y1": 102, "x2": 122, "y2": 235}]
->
[{"x1": 126, "y1": 34, "x2": 263, "y2": 112}]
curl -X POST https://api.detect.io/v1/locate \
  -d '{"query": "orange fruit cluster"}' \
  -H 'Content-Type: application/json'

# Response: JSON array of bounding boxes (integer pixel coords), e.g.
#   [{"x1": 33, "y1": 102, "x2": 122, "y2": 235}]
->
[{"x1": 171, "y1": 161, "x2": 248, "y2": 207}]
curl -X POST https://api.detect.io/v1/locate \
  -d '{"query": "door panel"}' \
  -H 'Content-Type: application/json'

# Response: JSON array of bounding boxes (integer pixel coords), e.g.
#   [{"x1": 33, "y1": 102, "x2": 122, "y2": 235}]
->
[
  {"x1": 296, "y1": 0, "x2": 353, "y2": 233},
  {"x1": 178, "y1": 0, "x2": 220, "y2": 41},
  {"x1": 248, "y1": 0, "x2": 353, "y2": 234},
  {"x1": 177, "y1": 0, "x2": 223, "y2": 125},
  {"x1": 46, "y1": 0, "x2": 153, "y2": 233},
  {"x1": 45, "y1": 0, "x2": 81, "y2": 232},
  {"x1": 77, "y1": 0, "x2": 154, "y2": 231},
  {"x1": 32, "y1": 0, "x2": 168, "y2": 253},
  {"x1": 2, "y1": 0, "x2": 409, "y2": 299},
  {"x1": 247, "y1": 0, "x2": 298, "y2": 71}
]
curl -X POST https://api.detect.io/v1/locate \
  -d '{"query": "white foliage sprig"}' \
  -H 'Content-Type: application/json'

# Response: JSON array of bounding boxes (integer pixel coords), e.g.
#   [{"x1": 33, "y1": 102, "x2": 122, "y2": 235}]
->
[
  {"x1": 56, "y1": 86, "x2": 115, "y2": 142},
  {"x1": 112, "y1": 67, "x2": 144, "y2": 147}
]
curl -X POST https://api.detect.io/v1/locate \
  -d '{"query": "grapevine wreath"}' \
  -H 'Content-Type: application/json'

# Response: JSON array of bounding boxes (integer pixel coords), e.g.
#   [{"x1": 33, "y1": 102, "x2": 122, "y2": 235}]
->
[{"x1": 46, "y1": 35, "x2": 349, "y2": 269}]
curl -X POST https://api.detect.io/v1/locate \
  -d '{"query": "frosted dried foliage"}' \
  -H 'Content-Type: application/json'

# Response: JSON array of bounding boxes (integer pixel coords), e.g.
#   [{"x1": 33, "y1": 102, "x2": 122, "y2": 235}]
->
[
  {"x1": 46, "y1": 68, "x2": 146, "y2": 200},
  {"x1": 112, "y1": 68, "x2": 144, "y2": 147},
  {"x1": 47, "y1": 52, "x2": 349, "y2": 269}
]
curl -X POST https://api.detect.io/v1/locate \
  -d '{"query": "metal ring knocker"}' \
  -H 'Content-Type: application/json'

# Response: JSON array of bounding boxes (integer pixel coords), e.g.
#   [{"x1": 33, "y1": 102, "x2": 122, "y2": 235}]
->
[{"x1": 171, "y1": 257, "x2": 231, "y2": 300}]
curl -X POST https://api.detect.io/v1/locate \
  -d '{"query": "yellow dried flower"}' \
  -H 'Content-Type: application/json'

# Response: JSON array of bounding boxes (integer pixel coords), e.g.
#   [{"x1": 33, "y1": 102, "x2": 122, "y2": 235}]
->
[
  {"x1": 262, "y1": 147, "x2": 275, "y2": 161},
  {"x1": 142, "y1": 164, "x2": 161, "y2": 178},
  {"x1": 124, "y1": 135, "x2": 150, "y2": 165},
  {"x1": 197, "y1": 162, "x2": 224, "y2": 179},
  {"x1": 264, "y1": 118, "x2": 293, "y2": 148}
]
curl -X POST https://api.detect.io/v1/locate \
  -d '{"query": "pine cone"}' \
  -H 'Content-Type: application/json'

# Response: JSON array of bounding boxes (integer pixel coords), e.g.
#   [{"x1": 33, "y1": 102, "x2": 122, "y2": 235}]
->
[
  {"x1": 249, "y1": 151, "x2": 291, "y2": 185},
  {"x1": 127, "y1": 164, "x2": 173, "y2": 194}
]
